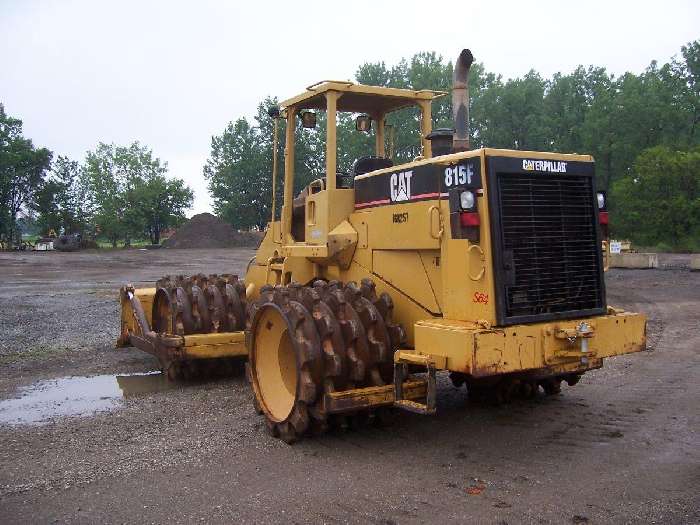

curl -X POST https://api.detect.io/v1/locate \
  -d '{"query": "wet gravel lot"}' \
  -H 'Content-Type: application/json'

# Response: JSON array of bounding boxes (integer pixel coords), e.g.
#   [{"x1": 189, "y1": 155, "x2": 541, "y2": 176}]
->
[{"x1": 0, "y1": 249, "x2": 698, "y2": 524}]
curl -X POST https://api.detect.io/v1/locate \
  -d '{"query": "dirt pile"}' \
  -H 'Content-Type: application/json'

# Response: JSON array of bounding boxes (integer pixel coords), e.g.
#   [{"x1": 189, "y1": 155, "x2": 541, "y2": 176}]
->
[{"x1": 162, "y1": 213, "x2": 262, "y2": 249}]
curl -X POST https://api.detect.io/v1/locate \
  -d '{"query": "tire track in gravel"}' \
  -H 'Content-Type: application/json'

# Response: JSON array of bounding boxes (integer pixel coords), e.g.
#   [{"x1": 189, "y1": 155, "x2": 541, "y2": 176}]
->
[{"x1": 530, "y1": 277, "x2": 699, "y2": 455}]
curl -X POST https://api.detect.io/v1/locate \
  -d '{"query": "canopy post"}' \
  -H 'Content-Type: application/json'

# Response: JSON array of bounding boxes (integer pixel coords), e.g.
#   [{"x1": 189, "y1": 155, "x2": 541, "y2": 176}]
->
[
  {"x1": 375, "y1": 112, "x2": 385, "y2": 157},
  {"x1": 282, "y1": 107, "x2": 296, "y2": 244},
  {"x1": 419, "y1": 100, "x2": 432, "y2": 158},
  {"x1": 325, "y1": 91, "x2": 339, "y2": 190}
]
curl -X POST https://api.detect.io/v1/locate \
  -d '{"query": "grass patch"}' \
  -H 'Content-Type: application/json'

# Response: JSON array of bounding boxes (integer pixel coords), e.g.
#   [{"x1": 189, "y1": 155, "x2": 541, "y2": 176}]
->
[{"x1": 96, "y1": 239, "x2": 157, "y2": 249}]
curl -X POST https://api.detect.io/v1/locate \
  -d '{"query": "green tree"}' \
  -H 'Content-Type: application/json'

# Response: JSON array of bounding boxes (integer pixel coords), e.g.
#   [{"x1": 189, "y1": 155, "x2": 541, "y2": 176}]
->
[
  {"x1": 205, "y1": 98, "x2": 325, "y2": 229},
  {"x1": 33, "y1": 179, "x2": 63, "y2": 235},
  {"x1": 543, "y1": 67, "x2": 590, "y2": 153},
  {"x1": 671, "y1": 41, "x2": 700, "y2": 144},
  {"x1": 579, "y1": 67, "x2": 618, "y2": 190},
  {"x1": 134, "y1": 174, "x2": 192, "y2": 244},
  {"x1": 611, "y1": 145, "x2": 700, "y2": 250},
  {"x1": 84, "y1": 143, "x2": 132, "y2": 246},
  {"x1": 354, "y1": 52, "x2": 459, "y2": 161},
  {"x1": 205, "y1": 118, "x2": 271, "y2": 230},
  {"x1": 33, "y1": 156, "x2": 93, "y2": 236},
  {"x1": 83, "y1": 142, "x2": 190, "y2": 246},
  {"x1": 208, "y1": 39, "x2": 700, "y2": 252},
  {"x1": 0, "y1": 104, "x2": 52, "y2": 246},
  {"x1": 474, "y1": 70, "x2": 549, "y2": 150}
]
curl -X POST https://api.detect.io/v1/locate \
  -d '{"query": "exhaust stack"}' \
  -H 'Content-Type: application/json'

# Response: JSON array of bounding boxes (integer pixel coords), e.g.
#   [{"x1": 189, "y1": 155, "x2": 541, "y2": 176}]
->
[{"x1": 452, "y1": 49, "x2": 474, "y2": 152}]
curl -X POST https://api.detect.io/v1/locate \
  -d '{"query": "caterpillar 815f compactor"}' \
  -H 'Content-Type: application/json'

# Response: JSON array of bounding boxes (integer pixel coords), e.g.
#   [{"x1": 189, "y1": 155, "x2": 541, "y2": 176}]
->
[{"x1": 119, "y1": 49, "x2": 646, "y2": 443}]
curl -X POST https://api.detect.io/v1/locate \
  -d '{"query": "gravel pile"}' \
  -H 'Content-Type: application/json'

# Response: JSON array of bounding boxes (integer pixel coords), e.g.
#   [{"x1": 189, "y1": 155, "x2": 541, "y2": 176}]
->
[{"x1": 162, "y1": 213, "x2": 262, "y2": 249}]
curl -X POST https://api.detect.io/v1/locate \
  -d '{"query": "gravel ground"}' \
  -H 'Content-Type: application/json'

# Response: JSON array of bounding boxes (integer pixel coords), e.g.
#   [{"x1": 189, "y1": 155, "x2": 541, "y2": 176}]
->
[{"x1": 0, "y1": 249, "x2": 698, "y2": 524}]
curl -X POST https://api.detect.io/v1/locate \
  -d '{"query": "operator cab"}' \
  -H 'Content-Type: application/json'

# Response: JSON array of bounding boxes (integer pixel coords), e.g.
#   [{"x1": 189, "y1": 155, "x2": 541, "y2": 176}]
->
[{"x1": 273, "y1": 81, "x2": 446, "y2": 243}]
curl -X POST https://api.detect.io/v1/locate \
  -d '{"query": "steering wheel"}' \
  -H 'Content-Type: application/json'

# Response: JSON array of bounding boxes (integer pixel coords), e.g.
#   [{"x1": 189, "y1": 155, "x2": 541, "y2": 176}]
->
[
  {"x1": 308, "y1": 174, "x2": 353, "y2": 192},
  {"x1": 307, "y1": 178, "x2": 325, "y2": 194},
  {"x1": 336, "y1": 171, "x2": 353, "y2": 189}
]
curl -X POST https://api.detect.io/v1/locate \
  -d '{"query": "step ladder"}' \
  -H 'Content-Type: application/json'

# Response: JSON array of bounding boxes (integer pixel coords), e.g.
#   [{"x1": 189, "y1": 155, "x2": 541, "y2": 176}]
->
[
  {"x1": 265, "y1": 257, "x2": 286, "y2": 285},
  {"x1": 393, "y1": 351, "x2": 437, "y2": 415}
]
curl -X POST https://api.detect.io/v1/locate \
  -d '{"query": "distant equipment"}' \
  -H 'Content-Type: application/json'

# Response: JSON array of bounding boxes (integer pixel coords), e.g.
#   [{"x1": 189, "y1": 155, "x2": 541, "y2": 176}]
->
[{"x1": 53, "y1": 233, "x2": 82, "y2": 252}]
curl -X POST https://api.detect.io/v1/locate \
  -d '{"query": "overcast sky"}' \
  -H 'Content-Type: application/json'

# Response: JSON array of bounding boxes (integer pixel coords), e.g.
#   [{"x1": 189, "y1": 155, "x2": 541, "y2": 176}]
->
[{"x1": 2, "y1": 0, "x2": 699, "y2": 215}]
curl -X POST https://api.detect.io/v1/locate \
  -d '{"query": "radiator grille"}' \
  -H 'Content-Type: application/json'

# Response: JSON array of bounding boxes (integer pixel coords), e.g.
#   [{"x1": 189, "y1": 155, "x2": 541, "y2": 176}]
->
[{"x1": 496, "y1": 172, "x2": 604, "y2": 320}]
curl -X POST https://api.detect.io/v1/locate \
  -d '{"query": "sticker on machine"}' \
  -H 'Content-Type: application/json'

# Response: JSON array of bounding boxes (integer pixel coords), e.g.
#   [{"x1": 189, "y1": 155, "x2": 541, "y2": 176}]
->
[{"x1": 354, "y1": 160, "x2": 481, "y2": 209}]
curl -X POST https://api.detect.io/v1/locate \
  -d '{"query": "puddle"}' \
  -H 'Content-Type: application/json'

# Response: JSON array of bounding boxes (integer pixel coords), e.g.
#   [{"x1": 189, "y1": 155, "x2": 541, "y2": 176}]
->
[{"x1": 0, "y1": 371, "x2": 179, "y2": 426}]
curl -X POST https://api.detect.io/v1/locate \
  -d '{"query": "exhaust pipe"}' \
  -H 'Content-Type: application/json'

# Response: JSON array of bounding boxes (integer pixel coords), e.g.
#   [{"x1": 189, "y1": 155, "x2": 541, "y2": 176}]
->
[{"x1": 452, "y1": 49, "x2": 474, "y2": 152}]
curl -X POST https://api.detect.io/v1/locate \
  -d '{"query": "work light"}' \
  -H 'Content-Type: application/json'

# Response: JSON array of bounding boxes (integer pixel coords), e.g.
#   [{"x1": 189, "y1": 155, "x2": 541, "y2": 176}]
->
[
  {"x1": 355, "y1": 114, "x2": 372, "y2": 132},
  {"x1": 300, "y1": 111, "x2": 317, "y2": 129},
  {"x1": 460, "y1": 190, "x2": 475, "y2": 210}
]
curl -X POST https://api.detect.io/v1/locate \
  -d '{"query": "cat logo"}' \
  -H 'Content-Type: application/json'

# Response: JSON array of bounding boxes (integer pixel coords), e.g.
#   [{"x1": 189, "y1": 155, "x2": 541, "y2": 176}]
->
[
  {"x1": 390, "y1": 170, "x2": 413, "y2": 202},
  {"x1": 522, "y1": 159, "x2": 568, "y2": 173}
]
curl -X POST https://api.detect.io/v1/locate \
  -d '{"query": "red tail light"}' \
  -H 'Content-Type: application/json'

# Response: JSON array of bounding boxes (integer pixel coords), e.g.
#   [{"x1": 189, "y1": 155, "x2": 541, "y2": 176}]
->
[{"x1": 459, "y1": 211, "x2": 480, "y2": 227}]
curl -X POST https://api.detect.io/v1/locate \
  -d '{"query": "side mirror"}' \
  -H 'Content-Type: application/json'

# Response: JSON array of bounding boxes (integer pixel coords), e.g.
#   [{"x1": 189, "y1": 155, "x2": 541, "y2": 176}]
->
[
  {"x1": 355, "y1": 114, "x2": 372, "y2": 132},
  {"x1": 300, "y1": 111, "x2": 317, "y2": 129}
]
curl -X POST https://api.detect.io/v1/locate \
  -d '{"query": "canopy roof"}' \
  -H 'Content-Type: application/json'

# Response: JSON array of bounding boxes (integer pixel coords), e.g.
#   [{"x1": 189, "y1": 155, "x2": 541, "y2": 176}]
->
[{"x1": 280, "y1": 80, "x2": 447, "y2": 115}]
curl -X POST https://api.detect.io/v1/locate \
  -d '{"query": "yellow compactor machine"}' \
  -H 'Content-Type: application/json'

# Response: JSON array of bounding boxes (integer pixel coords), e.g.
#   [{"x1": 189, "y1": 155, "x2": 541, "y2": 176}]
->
[{"x1": 119, "y1": 49, "x2": 646, "y2": 442}]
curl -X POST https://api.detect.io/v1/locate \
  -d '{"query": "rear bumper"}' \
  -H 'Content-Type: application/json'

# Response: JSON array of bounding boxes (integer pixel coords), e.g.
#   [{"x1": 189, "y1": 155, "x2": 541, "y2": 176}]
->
[{"x1": 412, "y1": 308, "x2": 646, "y2": 377}]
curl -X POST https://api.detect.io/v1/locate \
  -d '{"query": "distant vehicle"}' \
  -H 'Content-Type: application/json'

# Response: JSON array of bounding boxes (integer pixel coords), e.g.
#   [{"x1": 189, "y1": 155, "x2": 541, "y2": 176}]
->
[{"x1": 53, "y1": 233, "x2": 82, "y2": 252}]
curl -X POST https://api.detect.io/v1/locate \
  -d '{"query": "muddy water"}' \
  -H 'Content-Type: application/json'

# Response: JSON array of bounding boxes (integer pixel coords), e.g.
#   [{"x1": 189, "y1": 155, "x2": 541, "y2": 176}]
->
[{"x1": 0, "y1": 372, "x2": 178, "y2": 425}]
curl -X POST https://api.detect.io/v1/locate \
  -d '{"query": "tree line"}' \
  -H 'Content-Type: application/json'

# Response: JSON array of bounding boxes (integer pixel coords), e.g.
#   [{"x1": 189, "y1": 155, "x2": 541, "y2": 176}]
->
[
  {"x1": 206, "y1": 41, "x2": 700, "y2": 250},
  {"x1": 0, "y1": 105, "x2": 193, "y2": 248}
]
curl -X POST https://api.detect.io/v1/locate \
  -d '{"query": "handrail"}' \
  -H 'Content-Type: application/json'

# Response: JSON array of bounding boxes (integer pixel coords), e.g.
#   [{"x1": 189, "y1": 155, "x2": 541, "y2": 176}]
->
[
  {"x1": 468, "y1": 244, "x2": 486, "y2": 281},
  {"x1": 428, "y1": 205, "x2": 444, "y2": 239},
  {"x1": 602, "y1": 240, "x2": 611, "y2": 272},
  {"x1": 415, "y1": 89, "x2": 449, "y2": 98},
  {"x1": 304, "y1": 81, "x2": 447, "y2": 99}
]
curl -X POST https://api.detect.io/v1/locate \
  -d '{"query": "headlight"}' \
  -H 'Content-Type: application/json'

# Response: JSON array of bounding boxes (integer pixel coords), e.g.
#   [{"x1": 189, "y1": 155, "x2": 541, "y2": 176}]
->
[
  {"x1": 597, "y1": 192, "x2": 605, "y2": 209},
  {"x1": 460, "y1": 190, "x2": 475, "y2": 210}
]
